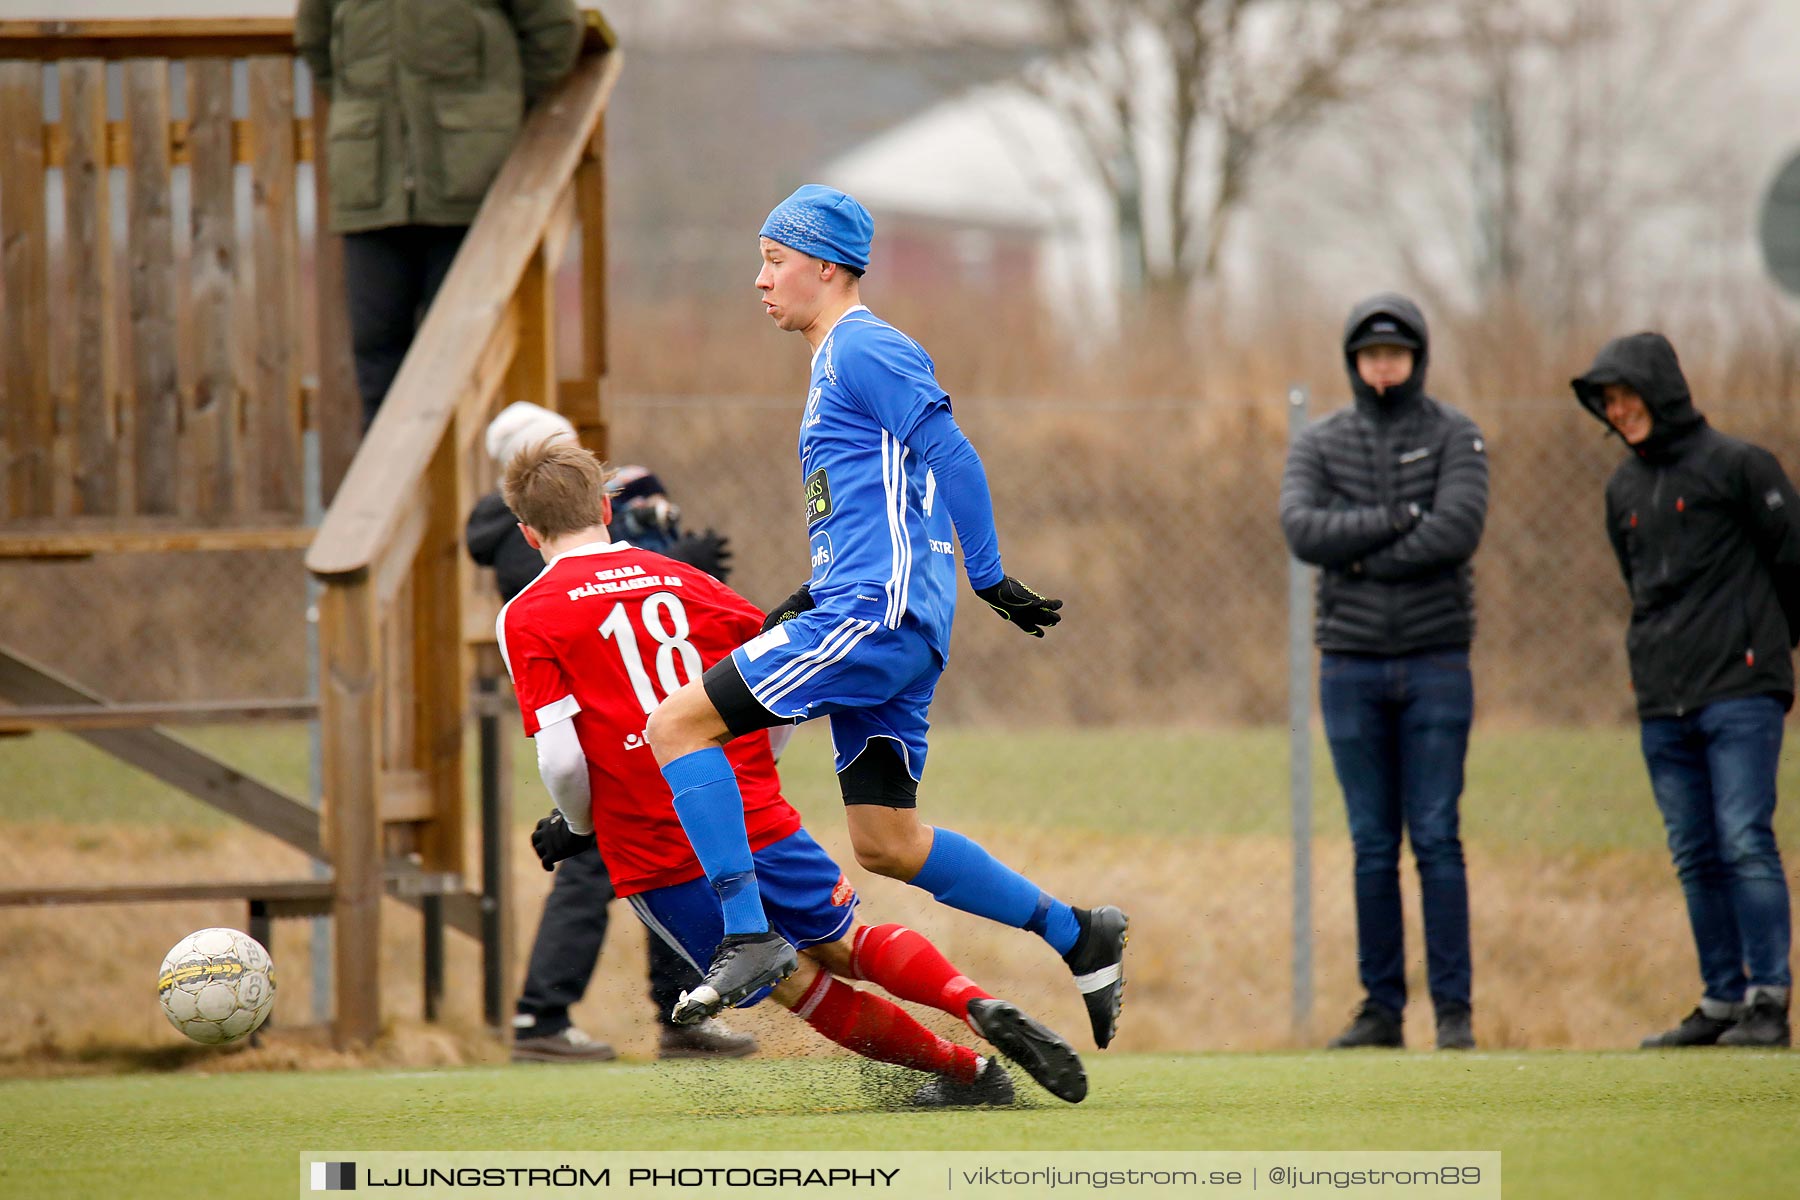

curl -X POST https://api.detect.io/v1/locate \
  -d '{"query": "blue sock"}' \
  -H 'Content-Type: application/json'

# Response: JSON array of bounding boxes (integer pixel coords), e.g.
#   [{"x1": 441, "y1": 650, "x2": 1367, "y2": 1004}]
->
[
  {"x1": 908, "y1": 827, "x2": 1080, "y2": 955},
  {"x1": 661, "y1": 747, "x2": 768, "y2": 935}
]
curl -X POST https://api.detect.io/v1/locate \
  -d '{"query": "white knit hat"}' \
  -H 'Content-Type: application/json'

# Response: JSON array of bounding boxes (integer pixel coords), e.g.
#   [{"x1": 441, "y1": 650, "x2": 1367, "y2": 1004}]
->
[{"x1": 485, "y1": 401, "x2": 576, "y2": 467}]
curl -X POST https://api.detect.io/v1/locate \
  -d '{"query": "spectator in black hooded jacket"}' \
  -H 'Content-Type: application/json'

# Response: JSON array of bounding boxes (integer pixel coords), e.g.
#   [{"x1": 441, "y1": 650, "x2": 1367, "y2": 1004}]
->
[
  {"x1": 466, "y1": 402, "x2": 752, "y2": 1062},
  {"x1": 1280, "y1": 293, "x2": 1489, "y2": 1052},
  {"x1": 1574, "y1": 331, "x2": 1796, "y2": 1049}
]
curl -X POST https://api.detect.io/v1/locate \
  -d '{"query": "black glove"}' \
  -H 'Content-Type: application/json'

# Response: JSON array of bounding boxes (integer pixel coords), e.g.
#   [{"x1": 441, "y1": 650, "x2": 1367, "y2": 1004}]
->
[
  {"x1": 1390, "y1": 501, "x2": 1423, "y2": 532},
  {"x1": 760, "y1": 583, "x2": 815, "y2": 634},
  {"x1": 530, "y1": 809, "x2": 595, "y2": 872},
  {"x1": 664, "y1": 529, "x2": 734, "y2": 582},
  {"x1": 974, "y1": 576, "x2": 1063, "y2": 638}
]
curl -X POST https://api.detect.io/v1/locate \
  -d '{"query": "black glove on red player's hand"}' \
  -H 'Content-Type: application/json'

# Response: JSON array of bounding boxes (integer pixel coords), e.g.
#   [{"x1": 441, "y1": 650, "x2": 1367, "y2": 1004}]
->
[
  {"x1": 760, "y1": 583, "x2": 815, "y2": 634},
  {"x1": 664, "y1": 529, "x2": 734, "y2": 582},
  {"x1": 531, "y1": 809, "x2": 595, "y2": 872},
  {"x1": 975, "y1": 576, "x2": 1063, "y2": 638}
]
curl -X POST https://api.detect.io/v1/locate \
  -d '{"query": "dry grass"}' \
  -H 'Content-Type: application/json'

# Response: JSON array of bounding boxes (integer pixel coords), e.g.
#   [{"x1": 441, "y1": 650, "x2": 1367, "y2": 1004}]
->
[{"x1": 0, "y1": 816, "x2": 1759, "y2": 1078}]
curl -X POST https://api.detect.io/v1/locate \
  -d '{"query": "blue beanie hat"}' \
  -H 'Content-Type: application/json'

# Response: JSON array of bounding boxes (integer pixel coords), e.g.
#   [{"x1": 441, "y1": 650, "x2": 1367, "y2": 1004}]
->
[{"x1": 759, "y1": 185, "x2": 873, "y2": 273}]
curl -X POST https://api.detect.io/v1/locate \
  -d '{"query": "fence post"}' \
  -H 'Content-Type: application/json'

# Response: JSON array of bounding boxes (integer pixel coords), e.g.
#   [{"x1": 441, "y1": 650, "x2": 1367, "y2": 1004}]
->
[
  {"x1": 1286, "y1": 384, "x2": 1314, "y2": 1045},
  {"x1": 319, "y1": 574, "x2": 381, "y2": 1047},
  {"x1": 476, "y1": 657, "x2": 513, "y2": 1033},
  {"x1": 304, "y1": 428, "x2": 332, "y2": 1024}
]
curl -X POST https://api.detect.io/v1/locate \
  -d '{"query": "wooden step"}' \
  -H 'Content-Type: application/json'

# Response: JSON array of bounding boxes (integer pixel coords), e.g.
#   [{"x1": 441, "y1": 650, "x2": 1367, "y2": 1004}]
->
[{"x1": 0, "y1": 698, "x2": 317, "y2": 732}]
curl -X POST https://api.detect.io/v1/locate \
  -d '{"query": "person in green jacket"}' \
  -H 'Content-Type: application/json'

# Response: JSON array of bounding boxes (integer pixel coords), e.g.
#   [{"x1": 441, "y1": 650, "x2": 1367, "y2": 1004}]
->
[{"x1": 296, "y1": 0, "x2": 584, "y2": 426}]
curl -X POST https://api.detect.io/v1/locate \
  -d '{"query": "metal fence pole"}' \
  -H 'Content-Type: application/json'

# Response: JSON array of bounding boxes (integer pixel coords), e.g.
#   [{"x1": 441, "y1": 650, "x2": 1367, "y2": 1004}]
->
[
  {"x1": 304, "y1": 427, "x2": 332, "y2": 1024},
  {"x1": 1286, "y1": 385, "x2": 1314, "y2": 1044}
]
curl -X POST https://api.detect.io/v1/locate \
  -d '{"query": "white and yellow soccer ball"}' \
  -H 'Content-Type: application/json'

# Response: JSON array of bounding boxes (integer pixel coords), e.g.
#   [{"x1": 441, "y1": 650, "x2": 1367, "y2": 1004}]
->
[{"x1": 157, "y1": 927, "x2": 276, "y2": 1045}]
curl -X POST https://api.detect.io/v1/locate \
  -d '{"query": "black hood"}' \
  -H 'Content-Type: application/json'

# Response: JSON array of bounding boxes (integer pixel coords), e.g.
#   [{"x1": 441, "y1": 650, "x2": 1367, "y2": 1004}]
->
[
  {"x1": 1571, "y1": 332, "x2": 1705, "y2": 458},
  {"x1": 1342, "y1": 293, "x2": 1429, "y2": 411}
]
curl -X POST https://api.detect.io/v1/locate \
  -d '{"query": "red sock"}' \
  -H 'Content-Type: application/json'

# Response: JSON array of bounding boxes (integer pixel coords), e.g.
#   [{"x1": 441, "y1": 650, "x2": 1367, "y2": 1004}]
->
[
  {"x1": 851, "y1": 923, "x2": 993, "y2": 1021},
  {"x1": 793, "y1": 971, "x2": 980, "y2": 1085}
]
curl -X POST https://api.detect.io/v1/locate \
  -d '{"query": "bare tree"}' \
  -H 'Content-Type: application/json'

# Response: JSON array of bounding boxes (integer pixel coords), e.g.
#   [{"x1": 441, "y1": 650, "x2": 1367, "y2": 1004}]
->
[
  {"x1": 1334, "y1": 0, "x2": 1764, "y2": 333},
  {"x1": 1028, "y1": 0, "x2": 1434, "y2": 299}
]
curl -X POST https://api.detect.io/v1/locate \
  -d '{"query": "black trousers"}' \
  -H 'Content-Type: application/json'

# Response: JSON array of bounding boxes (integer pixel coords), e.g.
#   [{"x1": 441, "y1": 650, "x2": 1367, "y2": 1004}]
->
[
  {"x1": 341, "y1": 224, "x2": 469, "y2": 428},
  {"x1": 515, "y1": 844, "x2": 702, "y2": 1034}
]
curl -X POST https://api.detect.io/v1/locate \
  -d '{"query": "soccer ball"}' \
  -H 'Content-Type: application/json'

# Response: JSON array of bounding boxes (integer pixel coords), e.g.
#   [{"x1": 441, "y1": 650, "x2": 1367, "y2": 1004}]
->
[{"x1": 157, "y1": 927, "x2": 276, "y2": 1045}]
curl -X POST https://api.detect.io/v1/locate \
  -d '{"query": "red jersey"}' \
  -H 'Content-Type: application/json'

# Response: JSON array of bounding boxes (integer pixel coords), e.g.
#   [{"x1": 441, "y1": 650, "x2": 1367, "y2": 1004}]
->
[{"x1": 497, "y1": 540, "x2": 801, "y2": 895}]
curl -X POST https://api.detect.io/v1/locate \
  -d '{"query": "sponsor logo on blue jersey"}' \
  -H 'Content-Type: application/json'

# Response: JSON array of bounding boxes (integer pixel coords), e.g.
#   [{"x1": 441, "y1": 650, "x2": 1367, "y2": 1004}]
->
[{"x1": 805, "y1": 467, "x2": 833, "y2": 525}]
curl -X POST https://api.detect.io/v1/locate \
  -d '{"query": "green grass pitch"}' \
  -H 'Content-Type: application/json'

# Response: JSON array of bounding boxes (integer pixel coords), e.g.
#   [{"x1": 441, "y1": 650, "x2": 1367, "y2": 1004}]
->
[{"x1": 3, "y1": 1052, "x2": 1797, "y2": 1198}]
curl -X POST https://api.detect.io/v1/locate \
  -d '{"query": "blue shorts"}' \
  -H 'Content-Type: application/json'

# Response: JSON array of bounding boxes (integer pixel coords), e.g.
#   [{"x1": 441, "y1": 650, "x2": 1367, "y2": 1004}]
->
[
  {"x1": 626, "y1": 828, "x2": 859, "y2": 1009},
  {"x1": 731, "y1": 607, "x2": 940, "y2": 779}
]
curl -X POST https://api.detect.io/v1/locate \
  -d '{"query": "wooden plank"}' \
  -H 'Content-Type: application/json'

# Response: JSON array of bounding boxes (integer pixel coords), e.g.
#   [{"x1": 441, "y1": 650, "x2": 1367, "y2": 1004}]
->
[
  {"x1": 412, "y1": 435, "x2": 466, "y2": 873},
  {"x1": 0, "y1": 875, "x2": 474, "y2": 937},
  {"x1": 371, "y1": 498, "x2": 429, "y2": 608},
  {"x1": 307, "y1": 49, "x2": 622, "y2": 581},
  {"x1": 318, "y1": 576, "x2": 382, "y2": 1046},
  {"x1": 0, "y1": 525, "x2": 313, "y2": 557},
  {"x1": 309, "y1": 97, "x2": 361, "y2": 502},
  {"x1": 0, "y1": 880, "x2": 333, "y2": 907},
  {"x1": 0, "y1": 20, "x2": 296, "y2": 62},
  {"x1": 0, "y1": 698, "x2": 317, "y2": 732},
  {"x1": 124, "y1": 59, "x2": 180, "y2": 516},
  {"x1": 510, "y1": 246, "x2": 556, "y2": 413},
  {"x1": 561, "y1": 378, "x2": 607, "y2": 459},
  {"x1": 541, "y1": 178, "x2": 578, "y2": 272},
  {"x1": 248, "y1": 57, "x2": 303, "y2": 514},
  {"x1": 47, "y1": 118, "x2": 310, "y2": 168},
  {"x1": 379, "y1": 769, "x2": 434, "y2": 823},
  {"x1": 382, "y1": 579, "x2": 416, "y2": 784},
  {"x1": 454, "y1": 303, "x2": 521, "y2": 455},
  {"x1": 0, "y1": 60, "x2": 53, "y2": 517},
  {"x1": 0, "y1": 647, "x2": 325, "y2": 862},
  {"x1": 186, "y1": 57, "x2": 240, "y2": 518},
  {"x1": 60, "y1": 60, "x2": 121, "y2": 517}
]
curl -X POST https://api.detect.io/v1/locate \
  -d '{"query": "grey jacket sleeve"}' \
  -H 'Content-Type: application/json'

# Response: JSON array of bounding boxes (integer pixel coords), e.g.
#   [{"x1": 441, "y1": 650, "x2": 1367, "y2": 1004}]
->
[
  {"x1": 1738, "y1": 444, "x2": 1800, "y2": 646},
  {"x1": 1360, "y1": 421, "x2": 1489, "y2": 580},
  {"x1": 294, "y1": 0, "x2": 333, "y2": 94},
  {"x1": 1279, "y1": 426, "x2": 1410, "y2": 568},
  {"x1": 506, "y1": 0, "x2": 585, "y2": 101}
]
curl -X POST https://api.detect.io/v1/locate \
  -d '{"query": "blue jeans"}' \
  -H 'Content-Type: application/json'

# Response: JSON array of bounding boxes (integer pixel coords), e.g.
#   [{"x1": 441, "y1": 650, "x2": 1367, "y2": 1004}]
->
[
  {"x1": 1321, "y1": 650, "x2": 1474, "y2": 1014},
  {"x1": 1640, "y1": 694, "x2": 1792, "y2": 999}
]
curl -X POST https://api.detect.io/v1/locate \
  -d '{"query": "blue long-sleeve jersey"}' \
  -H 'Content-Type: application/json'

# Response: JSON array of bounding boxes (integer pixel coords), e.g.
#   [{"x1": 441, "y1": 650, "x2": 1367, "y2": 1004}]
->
[{"x1": 798, "y1": 306, "x2": 1003, "y2": 661}]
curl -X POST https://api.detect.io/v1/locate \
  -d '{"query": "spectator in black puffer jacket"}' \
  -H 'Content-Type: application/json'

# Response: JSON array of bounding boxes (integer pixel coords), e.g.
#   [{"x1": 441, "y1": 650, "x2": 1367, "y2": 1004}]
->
[
  {"x1": 1574, "y1": 331, "x2": 1796, "y2": 1050},
  {"x1": 1280, "y1": 293, "x2": 1489, "y2": 1053},
  {"x1": 466, "y1": 401, "x2": 753, "y2": 1063}
]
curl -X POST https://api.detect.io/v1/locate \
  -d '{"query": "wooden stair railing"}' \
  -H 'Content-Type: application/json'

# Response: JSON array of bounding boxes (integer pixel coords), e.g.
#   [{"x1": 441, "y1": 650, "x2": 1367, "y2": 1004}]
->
[{"x1": 305, "y1": 16, "x2": 620, "y2": 1046}]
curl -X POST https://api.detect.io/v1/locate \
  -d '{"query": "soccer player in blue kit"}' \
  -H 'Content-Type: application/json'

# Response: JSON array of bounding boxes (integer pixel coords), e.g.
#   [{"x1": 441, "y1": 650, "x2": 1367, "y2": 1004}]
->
[{"x1": 645, "y1": 185, "x2": 1129, "y2": 1048}]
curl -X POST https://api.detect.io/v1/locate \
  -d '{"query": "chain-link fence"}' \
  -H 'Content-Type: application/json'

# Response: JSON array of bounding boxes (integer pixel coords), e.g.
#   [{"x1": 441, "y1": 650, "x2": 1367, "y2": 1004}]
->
[
  {"x1": 603, "y1": 388, "x2": 1800, "y2": 1048},
  {"x1": 612, "y1": 389, "x2": 1800, "y2": 725},
  {"x1": 4, "y1": 387, "x2": 1797, "y2": 1054}
]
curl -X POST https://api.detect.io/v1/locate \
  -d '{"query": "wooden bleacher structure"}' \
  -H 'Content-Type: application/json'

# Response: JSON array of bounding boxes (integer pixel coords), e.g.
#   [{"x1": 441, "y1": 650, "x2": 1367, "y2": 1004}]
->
[{"x1": 0, "y1": 14, "x2": 621, "y2": 1046}]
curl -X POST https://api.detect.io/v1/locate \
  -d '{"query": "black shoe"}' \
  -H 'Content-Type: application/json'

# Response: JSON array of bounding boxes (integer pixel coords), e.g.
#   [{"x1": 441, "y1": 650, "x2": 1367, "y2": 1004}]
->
[
  {"x1": 511, "y1": 1026, "x2": 619, "y2": 1063},
  {"x1": 1435, "y1": 1003, "x2": 1474, "y2": 1051},
  {"x1": 672, "y1": 931, "x2": 798, "y2": 1025},
  {"x1": 658, "y1": 1018, "x2": 759, "y2": 1059},
  {"x1": 966, "y1": 998, "x2": 1087, "y2": 1103},
  {"x1": 1327, "y1": 1000, "x2": 1404, "y2": 1049},
  {"x1": 911, "y1": 1057, "x2": 1016, "y2": 1108},
  {"x1": 1640, "y1": 1007, "x2": 1738, "y2": 1048},
  {"x1": 1061, "y1": 905, "x2": 1129, "y2": 1049},
  {"x1": 1717, "y1": 995, "x2": 1791, "y2": 1048}
]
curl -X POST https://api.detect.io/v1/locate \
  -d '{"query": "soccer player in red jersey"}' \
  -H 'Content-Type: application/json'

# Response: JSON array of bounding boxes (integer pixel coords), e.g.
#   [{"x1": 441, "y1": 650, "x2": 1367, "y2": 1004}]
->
[{"x1": 495, "y1": 438, "x2": 1085, "y2": 1105}]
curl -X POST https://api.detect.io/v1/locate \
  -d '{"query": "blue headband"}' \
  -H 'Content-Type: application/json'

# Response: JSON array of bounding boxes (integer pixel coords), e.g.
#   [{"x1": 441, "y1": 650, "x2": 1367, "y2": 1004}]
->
[{"x1": 759, "y1": 184, "x2": 873, "y2": 273}]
